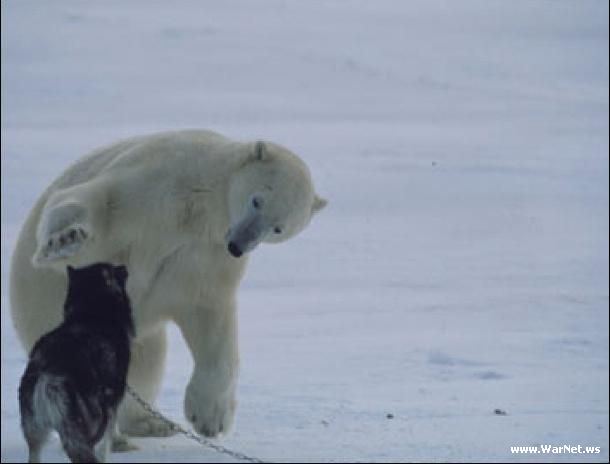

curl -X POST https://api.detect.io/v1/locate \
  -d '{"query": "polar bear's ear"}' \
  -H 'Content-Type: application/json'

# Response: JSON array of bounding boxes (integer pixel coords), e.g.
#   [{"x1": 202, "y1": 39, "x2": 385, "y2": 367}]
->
[
  {"x1": 251, "y1": 141, "x2": 268, "y2": 162},
  {"x1": 311, "y1": 195, "x2": 328, "y2": 215}
]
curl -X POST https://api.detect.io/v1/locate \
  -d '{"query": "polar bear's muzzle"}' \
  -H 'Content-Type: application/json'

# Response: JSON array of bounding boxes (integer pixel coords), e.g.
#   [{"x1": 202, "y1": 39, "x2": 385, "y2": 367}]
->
[
  {"x1": 227, "y1": 241, "x2": 244, "y2": 258},
  {"x1": 226, "y1": 209, "x2": 265, "y2": 258}
]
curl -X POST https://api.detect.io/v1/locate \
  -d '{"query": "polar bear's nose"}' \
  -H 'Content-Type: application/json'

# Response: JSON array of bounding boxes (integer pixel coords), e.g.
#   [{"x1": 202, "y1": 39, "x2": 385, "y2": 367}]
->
[{"x1": 227, "y1": 241, "x2": 243, "y2": 258}]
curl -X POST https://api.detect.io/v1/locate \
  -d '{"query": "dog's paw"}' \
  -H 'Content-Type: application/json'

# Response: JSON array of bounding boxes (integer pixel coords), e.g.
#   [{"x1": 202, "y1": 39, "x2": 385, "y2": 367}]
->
[
  {"x1": 33, "y1": 224, "x2": 89, "y2": 265},
  {"x1": 121, "y1": 415, "x2": 178, "y2": 438},
  {"x1": 111, "y1": 433, "x2": 139, "y2": 453}
]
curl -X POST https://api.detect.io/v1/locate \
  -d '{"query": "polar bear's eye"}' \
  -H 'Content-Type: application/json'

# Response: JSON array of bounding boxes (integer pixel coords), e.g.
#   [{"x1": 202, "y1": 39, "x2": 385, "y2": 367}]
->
[
  {"x1": 273, "y1": 226, "x2": 282, "y2": 235},
  {"x1": 252, "y1": 197, "x2": 262, "y2": 209}
]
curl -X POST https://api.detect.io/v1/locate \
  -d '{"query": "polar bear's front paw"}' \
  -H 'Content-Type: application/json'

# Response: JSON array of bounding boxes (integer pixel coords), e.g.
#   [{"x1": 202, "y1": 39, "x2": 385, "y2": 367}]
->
[
  {"x1": 185, "y1": 382, "x2": 236, "y2": 437},
  {"x1": 34, "y1": 224, "x2": 90, "y2": 264}
]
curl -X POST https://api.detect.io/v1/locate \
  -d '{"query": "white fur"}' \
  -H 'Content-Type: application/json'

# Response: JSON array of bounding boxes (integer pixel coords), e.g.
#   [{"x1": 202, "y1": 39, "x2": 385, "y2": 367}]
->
[{"x1": 10, "y1": 129, "x2": 326, "y2": 438}]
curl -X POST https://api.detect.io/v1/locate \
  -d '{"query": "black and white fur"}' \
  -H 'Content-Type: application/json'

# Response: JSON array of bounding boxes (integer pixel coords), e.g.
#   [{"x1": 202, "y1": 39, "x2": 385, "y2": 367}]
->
[{"x1": 19, "y1": 263, "x2": 134, "y2": 463}]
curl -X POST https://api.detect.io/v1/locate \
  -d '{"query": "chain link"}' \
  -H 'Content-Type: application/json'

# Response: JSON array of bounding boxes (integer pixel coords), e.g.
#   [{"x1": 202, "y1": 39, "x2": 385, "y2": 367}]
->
[{"x1": 126, "y1": 385, "x2": 267, "y2": 463}]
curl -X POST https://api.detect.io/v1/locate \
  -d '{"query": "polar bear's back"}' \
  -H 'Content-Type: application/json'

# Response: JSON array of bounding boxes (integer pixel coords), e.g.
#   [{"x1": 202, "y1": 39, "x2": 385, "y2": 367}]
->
[
  {"x1": 52, "y1": 129, "x2": 230, "y2": 191},
  {"x1": 9, "y1": 129, "x2": 233, "y2": 349},
  {"x1": 8, "y1": 135, "x2": 145, "y2": 349}
]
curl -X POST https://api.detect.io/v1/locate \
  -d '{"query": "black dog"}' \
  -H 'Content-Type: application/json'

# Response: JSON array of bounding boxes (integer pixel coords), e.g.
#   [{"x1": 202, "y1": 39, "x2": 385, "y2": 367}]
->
[{"x1": 19, "y1": 263, "x2": 134, "y2": 463}]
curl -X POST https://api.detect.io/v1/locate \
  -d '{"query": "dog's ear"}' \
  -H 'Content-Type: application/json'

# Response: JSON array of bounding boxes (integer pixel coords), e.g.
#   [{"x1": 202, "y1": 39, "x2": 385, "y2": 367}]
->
[{"x1": 114, "y1": 265, "x2": 128, "y2": 287}]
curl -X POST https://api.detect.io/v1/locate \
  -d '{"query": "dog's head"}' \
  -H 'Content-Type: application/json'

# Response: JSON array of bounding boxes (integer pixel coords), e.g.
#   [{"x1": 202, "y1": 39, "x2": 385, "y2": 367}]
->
[{"x1": 64, "y1": 263, "x2": 134, "y2": 335}]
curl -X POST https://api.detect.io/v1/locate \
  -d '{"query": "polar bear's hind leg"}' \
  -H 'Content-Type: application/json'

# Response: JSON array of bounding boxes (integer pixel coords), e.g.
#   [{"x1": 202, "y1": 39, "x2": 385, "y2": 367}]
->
[{"x1": 118, "y1": 328, "x2": 177, "y2": 438}]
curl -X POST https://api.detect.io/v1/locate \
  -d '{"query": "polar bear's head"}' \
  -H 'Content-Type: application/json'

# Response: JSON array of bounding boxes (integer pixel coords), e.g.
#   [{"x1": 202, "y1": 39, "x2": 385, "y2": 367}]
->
[{"x1": 226, "y1": 141, "x2": 326, "y2": 257}]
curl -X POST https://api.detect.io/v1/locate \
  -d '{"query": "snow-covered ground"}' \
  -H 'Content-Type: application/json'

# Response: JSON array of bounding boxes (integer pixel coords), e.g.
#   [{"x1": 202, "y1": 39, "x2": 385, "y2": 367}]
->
[{"x1": 2, "y1": 1, "x2": 608, "y2": 462}]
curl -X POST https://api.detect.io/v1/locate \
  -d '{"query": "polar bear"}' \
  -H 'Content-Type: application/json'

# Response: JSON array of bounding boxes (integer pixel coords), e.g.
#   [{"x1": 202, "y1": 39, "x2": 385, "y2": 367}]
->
[{"x1": 9, "y1": 129, "x2": 326, "y2": 441}]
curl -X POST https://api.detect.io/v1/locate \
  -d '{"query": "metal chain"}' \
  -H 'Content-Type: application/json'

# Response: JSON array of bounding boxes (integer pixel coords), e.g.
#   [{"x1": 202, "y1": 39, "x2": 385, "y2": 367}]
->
[{"x1": 126, "y1": 385, "x2": 267, "y2": 463}]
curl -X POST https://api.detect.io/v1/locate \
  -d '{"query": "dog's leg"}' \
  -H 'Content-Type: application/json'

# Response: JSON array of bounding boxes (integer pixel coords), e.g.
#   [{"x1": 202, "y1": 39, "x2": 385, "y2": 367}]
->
[
  {"x1": 59, "y1": 418, "x2": 99, "y2": 463},
  {"x1": 96, "y1": 411, "x2": 117, "y2": 462},
  {"x1": 60, "y1": 435, "x2": 99, "y2": 463},
  {"x1": 22, "y1": 420, "x2": 50, "y2": 463},
  {"x1": 63, "y1": 445, "x2": 99, "y2": 463},
  {"x1": 118, "y1": 328, "x2": 176, "y2": 437}
]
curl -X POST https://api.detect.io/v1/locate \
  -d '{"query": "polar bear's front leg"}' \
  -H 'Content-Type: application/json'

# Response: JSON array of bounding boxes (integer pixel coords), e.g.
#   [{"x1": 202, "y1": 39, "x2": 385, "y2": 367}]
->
[{"x1": 176, "y1": 303, "x2": 238, "y2": 437}]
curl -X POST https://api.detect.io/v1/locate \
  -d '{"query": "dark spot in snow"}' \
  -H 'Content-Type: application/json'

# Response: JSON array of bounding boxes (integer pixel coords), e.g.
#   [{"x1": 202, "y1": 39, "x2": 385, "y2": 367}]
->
[
  {"x1": 386, "y1": 413, "x2": 394, "y2": 419},
  {"x1": 427, "y1": 351, "x2": 482, "y2": 367},
  {"x1": 494, "y1": 408, "x2": 508, "y2": 416},
  {"x1": 475, "y1": 370, "x2": 506, "y2": 380}
]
